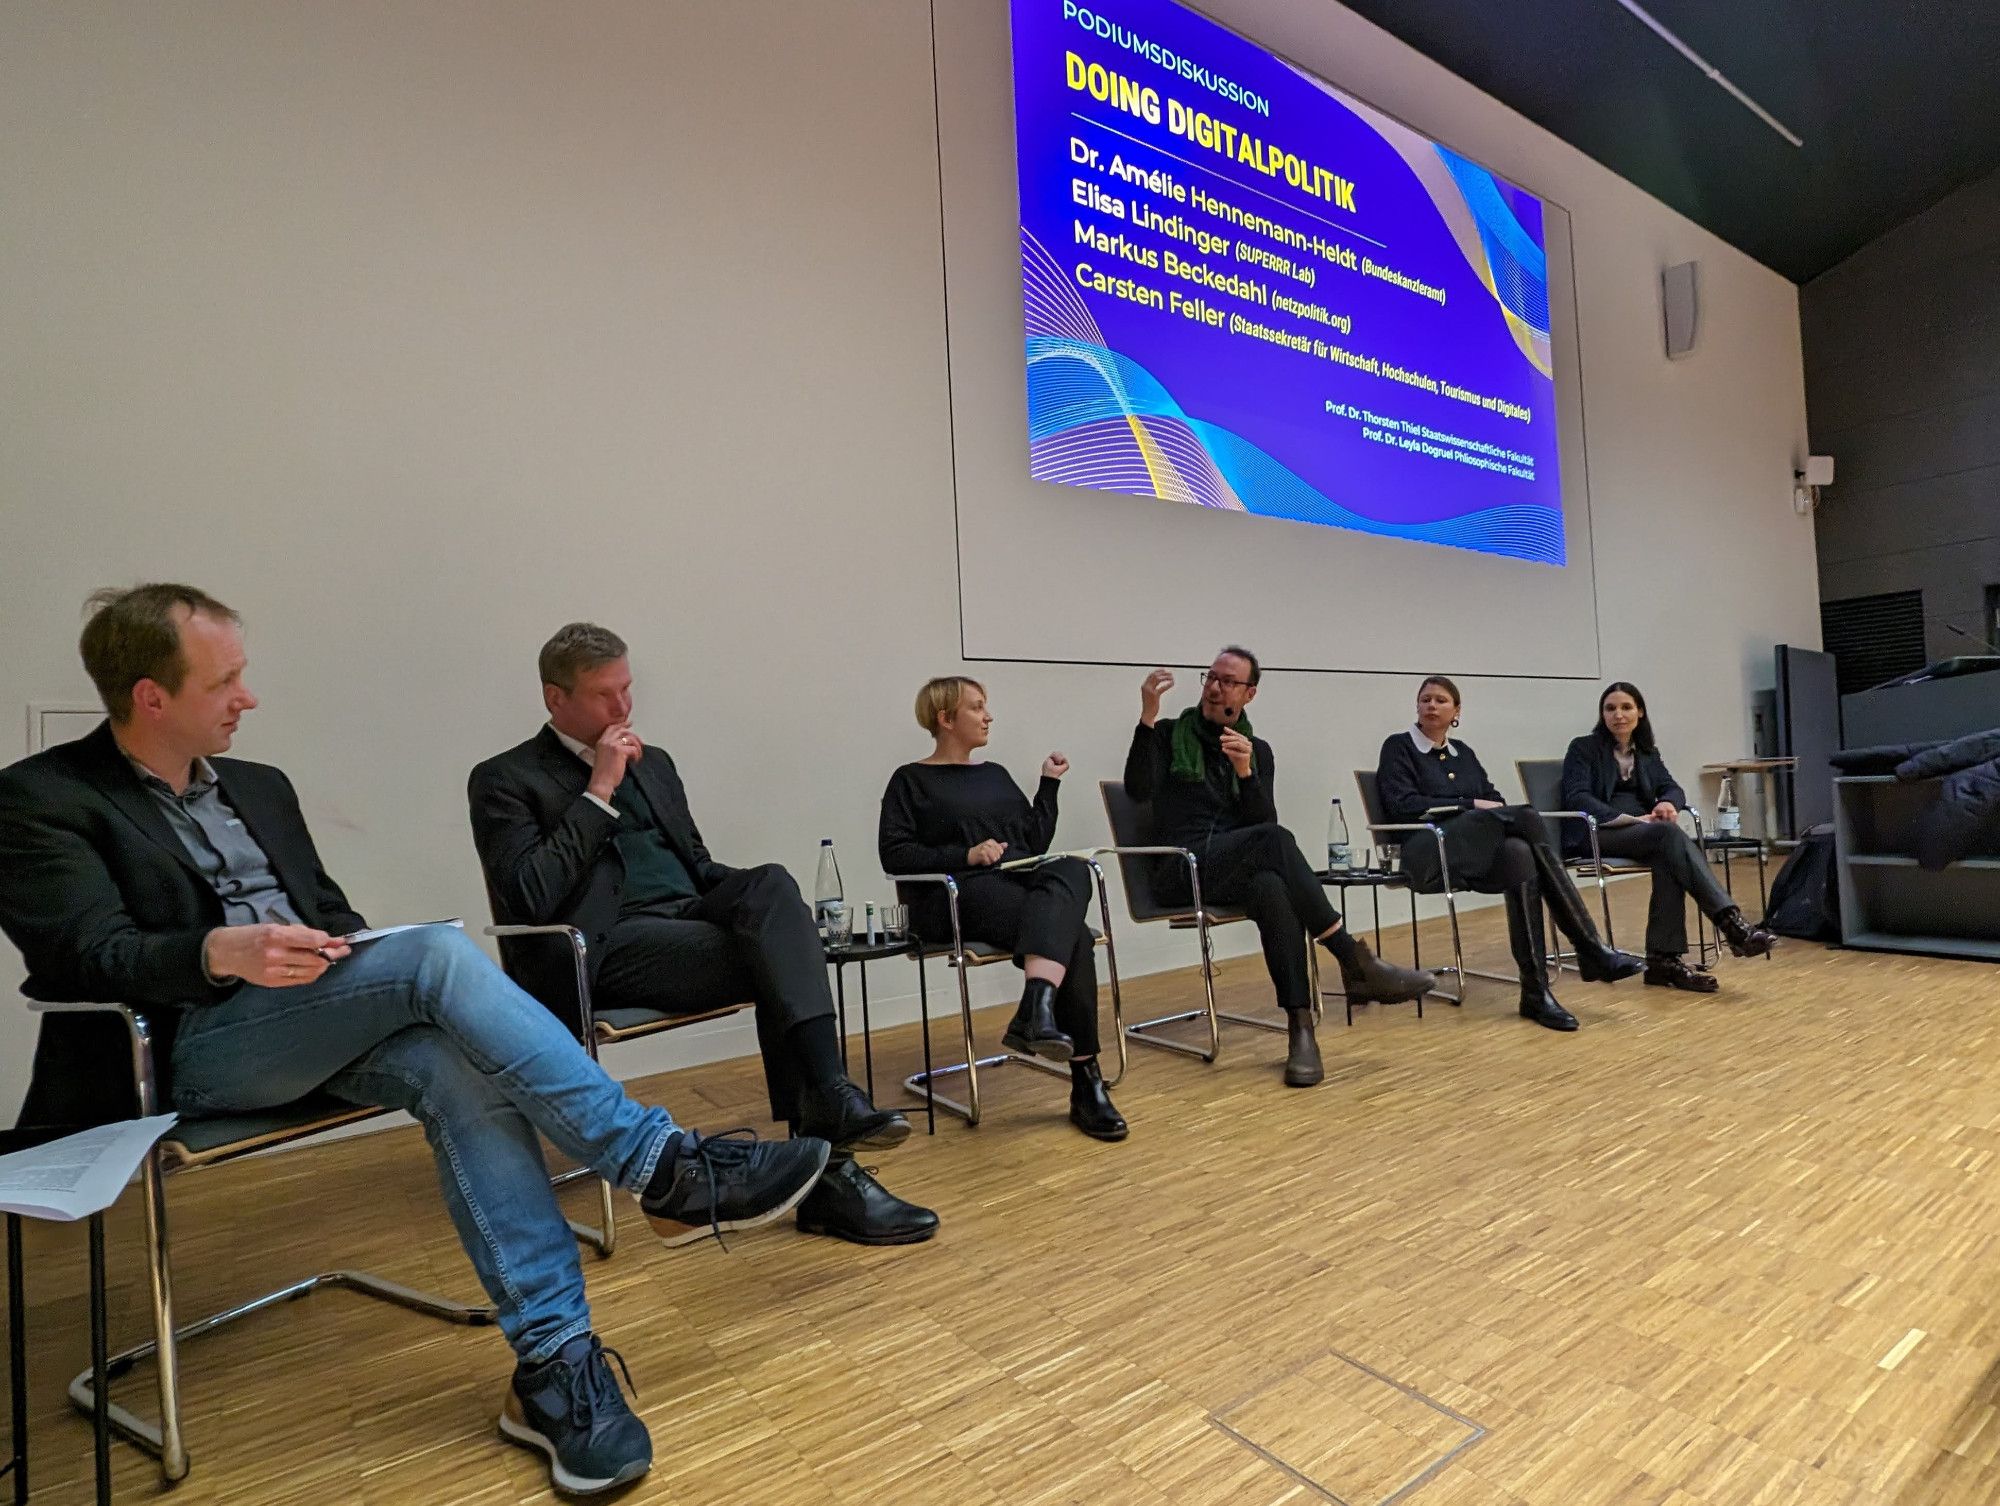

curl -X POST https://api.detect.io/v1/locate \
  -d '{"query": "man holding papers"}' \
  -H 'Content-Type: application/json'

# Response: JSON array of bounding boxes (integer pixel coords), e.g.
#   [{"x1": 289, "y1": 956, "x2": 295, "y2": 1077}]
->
[
  {"x1": 468, "y1": 623, "x2": 936, "y2": 1247},
  {"x1": 0, "y1": 585, "x2": 828, "y2": 1498}
]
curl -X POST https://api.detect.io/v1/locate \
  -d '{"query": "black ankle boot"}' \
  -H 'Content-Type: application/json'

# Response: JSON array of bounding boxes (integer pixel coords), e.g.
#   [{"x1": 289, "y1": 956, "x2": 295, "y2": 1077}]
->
[
  {"x1": 1644, "y1": 953, "x2": 1718, "y2": 993},
  {"x1": 1001, "y1": 978, "x2": 1074, "y2": 1062},
  {"x1": 1283, "y1": 1009, "x2": 1324, "y2": 1087},
  {"x1": 1068, "y1": 1059, "x2": 1128, "y2": 1141},
  {"x1": 1716, "y1": 907, "x2": 1777, "y2": 958},
  {"x1": 1338, "y1": 939, "x2": 1435, "y2": 1004}
]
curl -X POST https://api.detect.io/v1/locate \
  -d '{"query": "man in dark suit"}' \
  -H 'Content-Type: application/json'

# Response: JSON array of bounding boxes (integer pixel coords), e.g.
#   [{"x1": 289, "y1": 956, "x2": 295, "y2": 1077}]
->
[
  {"x1": 0, "y1": 584, "x2": 832, "y2": 1498},
  {"x1": 468, "y1": 623, "x2": 936, "y2": 1249}
]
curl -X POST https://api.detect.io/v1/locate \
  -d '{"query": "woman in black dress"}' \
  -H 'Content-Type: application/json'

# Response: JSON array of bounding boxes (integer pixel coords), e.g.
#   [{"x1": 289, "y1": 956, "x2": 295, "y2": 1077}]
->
[
  {"x1": 1374, "y1": 675, "x2": 1644, "y2": 1030},
  {"x1": 878, "y1": 676, "x2": 1125, "y2": 1141},
  {"x1": 1560, "y1": 682, "x2": 1775, "y2": 991}
]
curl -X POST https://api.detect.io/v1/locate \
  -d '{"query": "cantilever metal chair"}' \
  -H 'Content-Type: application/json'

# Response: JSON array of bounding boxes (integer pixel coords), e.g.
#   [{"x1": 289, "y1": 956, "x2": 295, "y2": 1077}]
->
[
  {"x1": 23, "y1": 999, "x2": 497, "y2": 1485},
  {"x1": 1352, "y1": 769, "x2": 1525, "y2": 1006},
  {"x1": 1098, "y1": 781, "x2": 1320, "y2": 1063},
  {"x1": 1514, "y1": 759, "x2": 1715, "y2": 967},
  {"x1": 483, "y1": 910, "x2": 747, "y2": 1257},
  {"x1": 897, "y1": 852, "x2": 1128, "y2": 1128}
]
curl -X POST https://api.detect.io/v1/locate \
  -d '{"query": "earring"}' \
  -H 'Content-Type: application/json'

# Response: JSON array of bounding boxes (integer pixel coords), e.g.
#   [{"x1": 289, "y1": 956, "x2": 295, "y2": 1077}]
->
[{"x1": 1450, "y1": 717, "x2": 1460, "y2": 728}]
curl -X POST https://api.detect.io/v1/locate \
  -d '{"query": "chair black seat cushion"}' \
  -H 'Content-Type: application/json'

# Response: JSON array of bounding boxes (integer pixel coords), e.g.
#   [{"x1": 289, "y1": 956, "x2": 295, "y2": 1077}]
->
[
  {"x1": 919, "y1": 927, "x2": 1105, "y2": 962},
  {"x1": 166, "y1": 1092, "x2": 381, "y2": 1165},
  {"x1": 1168, "y1": 907, "x2": 1246, "y2": 928},
  {"x1": 596, "y1": 1005, "x2": 677, "y2": 1034}
]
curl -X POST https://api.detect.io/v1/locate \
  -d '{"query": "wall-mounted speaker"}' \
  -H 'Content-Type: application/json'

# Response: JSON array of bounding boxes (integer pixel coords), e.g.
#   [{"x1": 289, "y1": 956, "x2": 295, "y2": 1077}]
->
[{"x1": 1663, "y1": 260, "x2": 1699, "y2": 359}]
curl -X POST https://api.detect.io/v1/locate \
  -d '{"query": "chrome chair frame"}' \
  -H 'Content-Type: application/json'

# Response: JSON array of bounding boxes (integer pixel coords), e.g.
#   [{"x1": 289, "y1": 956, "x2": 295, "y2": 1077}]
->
[
  {"x1": 1511, "y1": 760, "x2": 1716, "y2": 968},
  {"x1": 1569, "y1": 808, "x2": 1715, "y2": 967},
  {"x1": 1095, "y1": 783, "x2": 1324, "y2": 1062},
  {"x1": 1354, "y1": 767, "x2": 1514, "y2": 1006},
  {"x1": 1105, "y1": 843, "x2": 1323, "y2": 1061},
  {"x1": 897, "y1": 853, "x2": 1130, "y2": 1127},
  {"x1": 486, "y1": 923, "x2": 745, "y2": 1257},
  {"x1": 1357, "y1": 815, "x2": 1483, "y2": 1005},
  {"x1": 27, "y1": 999, "x2": 496, "y2": 1484}
]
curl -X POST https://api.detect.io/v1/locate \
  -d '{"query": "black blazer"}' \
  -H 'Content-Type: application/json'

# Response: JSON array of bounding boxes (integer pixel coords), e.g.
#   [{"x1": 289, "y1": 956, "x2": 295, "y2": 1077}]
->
[
  {"x1": 1558, "y1": 736, "x2": 1688, "y2": 858},
  {"x1": 466, "y1": 727, "x2": 737, "y2": 1005},
  {"x1": 0, "y1": 722, "x2": 366, "y2": 1129}
]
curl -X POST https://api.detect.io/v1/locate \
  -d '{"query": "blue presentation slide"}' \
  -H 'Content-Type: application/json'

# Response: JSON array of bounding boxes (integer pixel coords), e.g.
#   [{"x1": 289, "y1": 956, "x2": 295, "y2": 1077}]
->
[{"x1": 1013, "y1": 0, "x2": 1567, "y2": 563}]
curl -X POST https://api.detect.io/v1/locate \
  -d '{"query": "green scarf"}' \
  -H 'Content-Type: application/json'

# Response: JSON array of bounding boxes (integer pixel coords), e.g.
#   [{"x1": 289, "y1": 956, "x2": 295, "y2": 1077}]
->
[{"x1": 1168, "y1": 706, "x2": 1254, "y2": 790}]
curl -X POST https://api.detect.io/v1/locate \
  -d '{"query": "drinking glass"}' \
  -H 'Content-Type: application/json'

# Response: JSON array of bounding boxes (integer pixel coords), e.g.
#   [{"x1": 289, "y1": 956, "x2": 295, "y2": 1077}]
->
[
  {"x1": 879, "y1": 904, "x2": 908, "y2": 943},
  {"x1": 823, "y1": 901, "x2": 853, "y2": 947}
]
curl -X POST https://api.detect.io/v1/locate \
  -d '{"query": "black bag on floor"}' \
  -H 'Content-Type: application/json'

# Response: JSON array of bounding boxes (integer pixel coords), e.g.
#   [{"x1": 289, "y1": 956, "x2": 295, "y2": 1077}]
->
[{"x1": 1763, "y1": 824, "x2": 1839, "y2": 941}]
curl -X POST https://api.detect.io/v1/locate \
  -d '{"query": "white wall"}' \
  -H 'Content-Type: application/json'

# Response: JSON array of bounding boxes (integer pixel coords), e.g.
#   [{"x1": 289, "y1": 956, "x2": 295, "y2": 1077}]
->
[{"x1": 0, "y1": 0, "x2": 1819, "y2": 1123}]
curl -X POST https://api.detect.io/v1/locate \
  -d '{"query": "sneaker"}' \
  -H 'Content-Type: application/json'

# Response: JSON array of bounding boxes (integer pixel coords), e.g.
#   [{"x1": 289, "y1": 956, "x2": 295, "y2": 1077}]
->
[
  {"x1": 499, "y1": 1335, "x2": 651, "y2": 1497},
  {"x1": 638, "y1": 1128, "x2": 830, "y2": 1249}
]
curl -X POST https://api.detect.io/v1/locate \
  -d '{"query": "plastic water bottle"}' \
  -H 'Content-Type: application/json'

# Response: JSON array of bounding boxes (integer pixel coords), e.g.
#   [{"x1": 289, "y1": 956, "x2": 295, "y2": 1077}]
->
[
  {"x1": 813, "y1": 839, "x2": 844, "y2": 927},
  {"x1": 1715, "y1": 777, "x2": 1741, "y2": 837},
  {"x1": 1327, "y1": 797, "x2": 1352, "y2": 873}
]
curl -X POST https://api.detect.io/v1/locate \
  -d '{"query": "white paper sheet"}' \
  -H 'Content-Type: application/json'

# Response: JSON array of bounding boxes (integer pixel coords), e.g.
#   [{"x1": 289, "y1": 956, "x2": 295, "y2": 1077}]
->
[
  {"x1": 335, "y1": 918, "x2": 463, "y2": 947},
  {"x1": 0, "y1": 1115, "x2": 179, "y2": 1221}
]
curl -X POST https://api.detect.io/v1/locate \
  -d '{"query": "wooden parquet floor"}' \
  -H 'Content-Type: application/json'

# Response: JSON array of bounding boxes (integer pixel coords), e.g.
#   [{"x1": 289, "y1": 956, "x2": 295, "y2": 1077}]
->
[{"x1": 11, "y1": 881, "x2": 2000, "y2": 1506}]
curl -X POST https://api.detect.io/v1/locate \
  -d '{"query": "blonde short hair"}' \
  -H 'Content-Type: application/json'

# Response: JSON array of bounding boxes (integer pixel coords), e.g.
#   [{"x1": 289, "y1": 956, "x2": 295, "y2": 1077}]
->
[{"x1": 914, "y1": 675, "x2": 985, "y2": 735}]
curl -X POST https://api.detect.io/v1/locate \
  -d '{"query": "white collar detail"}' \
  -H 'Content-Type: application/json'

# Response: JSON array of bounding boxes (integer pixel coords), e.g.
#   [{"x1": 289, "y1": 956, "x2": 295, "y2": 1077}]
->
[{"x1": 1409, "y1": 724, "x2": 1455, "y2": 756}]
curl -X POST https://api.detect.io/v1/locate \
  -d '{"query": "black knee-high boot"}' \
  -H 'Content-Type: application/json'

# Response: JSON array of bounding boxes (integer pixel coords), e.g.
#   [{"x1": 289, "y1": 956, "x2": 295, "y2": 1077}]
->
[
  {"x1": 1507, "y1": 882, "x2": 1577, "y2": 1032},
  {"x1": 1523, "y1": 842, "x2": 1644, "y2": 982}
]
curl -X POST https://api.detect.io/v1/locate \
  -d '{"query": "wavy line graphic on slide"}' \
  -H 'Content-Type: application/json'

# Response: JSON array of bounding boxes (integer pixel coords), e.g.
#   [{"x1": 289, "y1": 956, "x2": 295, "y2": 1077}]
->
[
  {"x1": 1292, "y1": 71, "x2": 1554, "y2": 378},
  {"x1": 1022, "y1": 229, "x2": 1563, "y2": 563}
]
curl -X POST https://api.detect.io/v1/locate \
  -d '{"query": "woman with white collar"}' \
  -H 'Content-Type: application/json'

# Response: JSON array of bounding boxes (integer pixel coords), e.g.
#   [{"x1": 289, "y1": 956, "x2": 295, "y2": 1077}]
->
[{"x1": 1374, "y1": 675, "x2": 1643, "y2": 1030}]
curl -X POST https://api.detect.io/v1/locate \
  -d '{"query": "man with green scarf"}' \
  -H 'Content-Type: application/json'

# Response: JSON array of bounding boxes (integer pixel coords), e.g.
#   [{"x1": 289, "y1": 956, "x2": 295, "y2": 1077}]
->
[{"x1": 1122, "y1": 646, "x2": 1434, "y2": 1086}]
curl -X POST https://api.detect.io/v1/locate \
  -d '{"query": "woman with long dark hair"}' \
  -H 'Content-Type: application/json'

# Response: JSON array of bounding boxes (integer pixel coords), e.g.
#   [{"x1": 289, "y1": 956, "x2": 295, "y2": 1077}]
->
[
  {"x1": 1560, "y1": 683, "x2": 1775, "y2": 991},
  {"x1": 1375, "y1": 675, "x2": 1644, "y2": 1031}
]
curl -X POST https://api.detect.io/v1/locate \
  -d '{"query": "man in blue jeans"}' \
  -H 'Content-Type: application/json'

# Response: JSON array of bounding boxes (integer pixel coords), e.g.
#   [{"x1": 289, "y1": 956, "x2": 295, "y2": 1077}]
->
[{"x1": 0, "y1": 584, "x2": 829, "y2": 1497}]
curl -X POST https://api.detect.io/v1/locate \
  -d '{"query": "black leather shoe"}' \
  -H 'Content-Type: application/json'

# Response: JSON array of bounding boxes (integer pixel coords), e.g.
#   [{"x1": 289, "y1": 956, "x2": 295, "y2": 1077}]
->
[
  {"x1": 795, "y1": 1156, "x2": 939, "y2": 1246},
  {"x1": 1068, "y1": 1059, "x2": 1128, "y2": 1141},
  {"x1": 1519, "y1": 988, "x2": 1579, "y2": 1031},
  {"x1": 1644, "y1": 953, "x2": 1718, "y2": 993},
  {"x1": 796, "y1": 1077, "x2": 910, "y2": 1152},
  {"x1": 1339, "y1": 940, "x2": 1436, "y2": 1004},
  {"x1": 1717, "y1": 907, "x2": 1778, "y2": 958},
  {"x1": 1576, "y1": 945, "x2": 1646, "y2": 983},
  {"x1": 1000, "y1": 977, "x2": 1074, "y2": 1062},
  {"x1": 1283, "y1": 1009, "x2": 1324, "y2": 1087}
]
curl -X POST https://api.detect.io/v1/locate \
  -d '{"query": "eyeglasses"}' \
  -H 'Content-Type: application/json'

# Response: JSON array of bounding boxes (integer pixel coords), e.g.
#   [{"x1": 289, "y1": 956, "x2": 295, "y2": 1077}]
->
[{"x1": 1203, "y1": 672, "x2": 1252, "y2": 690}]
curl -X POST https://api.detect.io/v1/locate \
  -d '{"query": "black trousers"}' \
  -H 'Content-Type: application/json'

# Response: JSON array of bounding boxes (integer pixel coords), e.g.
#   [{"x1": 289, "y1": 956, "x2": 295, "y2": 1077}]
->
[
  {"x1": 1402, "y1": 808, "x2": 1581, "y2": 990},
  {"x1": 1592, "y1": 822, "x2": 1734, "y2": 956},
  {"x1": 593, "y1": 864, "x2": 837, "y2": 1121},
  {"x1": 911, "y1": 858, "x2": 1102, "y2": 1055},
  {"x1": 1155, "y1": 824, "x2": 1340, "y2": 1015}
]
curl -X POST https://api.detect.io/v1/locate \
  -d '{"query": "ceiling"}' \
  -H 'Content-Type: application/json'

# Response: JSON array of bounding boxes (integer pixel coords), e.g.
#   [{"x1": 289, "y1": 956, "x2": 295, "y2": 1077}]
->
[{"x1": 1328, "y1": 0, "x2": 2000, "y2": 283}]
